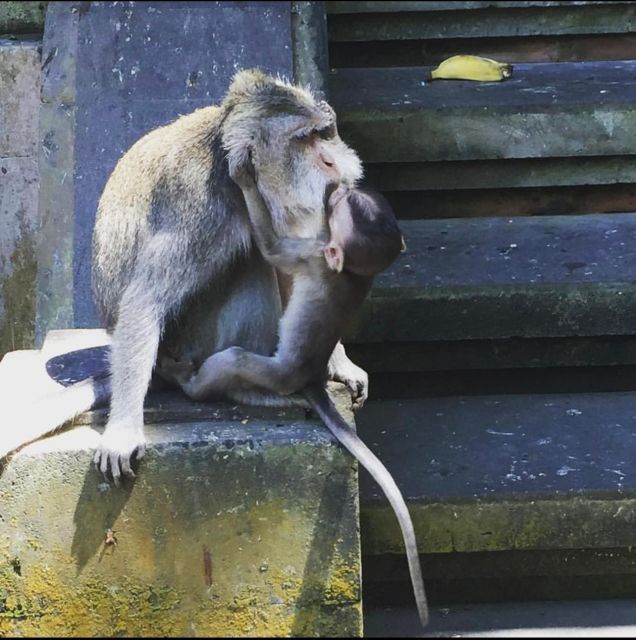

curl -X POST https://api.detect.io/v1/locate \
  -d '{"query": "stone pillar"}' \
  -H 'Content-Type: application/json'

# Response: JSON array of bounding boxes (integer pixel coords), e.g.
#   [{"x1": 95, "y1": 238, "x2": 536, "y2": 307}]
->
[{"x1": 0, "y1": 39, "x2": 40, "y2": 355}]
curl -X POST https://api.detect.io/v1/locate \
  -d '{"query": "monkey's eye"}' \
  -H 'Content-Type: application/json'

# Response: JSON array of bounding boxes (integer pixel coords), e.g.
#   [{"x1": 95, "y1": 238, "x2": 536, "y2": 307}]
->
[
  {"x1": 293, "y1": 130, "x2": 313, "y2": 142},
  {"x1": 317, "y1": 124, "x2": 336, "y2": 140}
]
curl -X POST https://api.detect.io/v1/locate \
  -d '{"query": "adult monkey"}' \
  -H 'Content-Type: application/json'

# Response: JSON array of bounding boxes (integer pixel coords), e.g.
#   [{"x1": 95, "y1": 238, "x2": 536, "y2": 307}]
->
[{"x1": 91, "y1": 69, "x2": 365, "y2": 482}]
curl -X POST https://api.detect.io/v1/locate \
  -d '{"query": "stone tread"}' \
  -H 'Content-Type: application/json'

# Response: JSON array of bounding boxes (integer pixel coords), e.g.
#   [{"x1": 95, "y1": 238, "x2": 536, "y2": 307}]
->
[
  {"x1": 330, "y1": 61, "x2": 636, "y2": 162},
  {"x1": 0, "y1": 330, "x2": 350, "y2": 457},
  {"x1": 355, "y1": 392, "x2": 636, "y2": 553},
  {"x1": 350, "y1": 213, "x2": 636, "y2": 342},
  {"x1": 328, "y1": 3, "x2": 636, "y2": 41},
  {"x1": 365, "y1": 599, "x2": 636, "y2": 638},
  {"x1": 327, "y1": 1, "x2": 628, "y2": 14}
]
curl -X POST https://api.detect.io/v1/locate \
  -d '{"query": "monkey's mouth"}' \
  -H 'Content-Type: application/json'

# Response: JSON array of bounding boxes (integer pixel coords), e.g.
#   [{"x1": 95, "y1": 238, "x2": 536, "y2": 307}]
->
[{"x1": 324, "y1": 182, "x2": 342, "y2": 210}]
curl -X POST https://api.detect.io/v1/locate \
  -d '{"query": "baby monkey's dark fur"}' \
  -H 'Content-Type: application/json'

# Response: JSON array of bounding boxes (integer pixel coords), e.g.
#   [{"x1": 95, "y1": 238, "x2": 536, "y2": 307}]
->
[{"x1": 179, "y1": 179, "x2": 429, "y2": 628}]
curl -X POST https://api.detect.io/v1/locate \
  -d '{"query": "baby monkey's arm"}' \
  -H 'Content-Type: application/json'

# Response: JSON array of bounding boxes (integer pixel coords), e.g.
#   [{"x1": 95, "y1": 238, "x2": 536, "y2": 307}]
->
[{"x1": 235, "y1": 171, "x2": 325, "y2": 270}]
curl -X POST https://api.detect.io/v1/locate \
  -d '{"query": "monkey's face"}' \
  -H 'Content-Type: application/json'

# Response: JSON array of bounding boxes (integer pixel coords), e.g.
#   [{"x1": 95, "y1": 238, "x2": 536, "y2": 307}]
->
[
  {"x1": 252, "y1": 114, "x2": 363, "y2": 238},
  {"x1": 221, "y1": 70, "x2": 362, "y2": 238}
]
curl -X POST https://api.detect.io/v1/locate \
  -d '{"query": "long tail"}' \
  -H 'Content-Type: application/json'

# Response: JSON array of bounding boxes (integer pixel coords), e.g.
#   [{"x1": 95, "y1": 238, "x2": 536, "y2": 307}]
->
[
  {"x1": 0, "y1": 374, "x2": 111, "y2": 459},
  {"x1": 303, "y1": 384, "x2": 429, "y2": 628}
]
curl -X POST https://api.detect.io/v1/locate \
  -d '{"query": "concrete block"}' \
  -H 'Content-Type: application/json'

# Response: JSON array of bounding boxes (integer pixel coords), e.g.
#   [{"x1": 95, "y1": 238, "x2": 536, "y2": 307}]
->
[
  {"x1": 0, "y1": 393, "x2": 363, "y2": 636},
  {"x1": 0, "y1": 40, "x2": 40, "y2": 356},
  {"x1": 0, "y1": 331, "x2": 362, "y2": 635}
]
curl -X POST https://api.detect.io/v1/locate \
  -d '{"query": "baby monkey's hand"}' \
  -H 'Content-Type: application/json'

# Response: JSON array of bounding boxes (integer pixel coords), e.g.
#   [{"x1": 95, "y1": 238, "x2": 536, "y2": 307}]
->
[
  {"x1": 230, "y1": 154, "x2": 257, "y2": 191},
  {"x1": 158, "y1": 355, "x2": 196, "y2": 388}
]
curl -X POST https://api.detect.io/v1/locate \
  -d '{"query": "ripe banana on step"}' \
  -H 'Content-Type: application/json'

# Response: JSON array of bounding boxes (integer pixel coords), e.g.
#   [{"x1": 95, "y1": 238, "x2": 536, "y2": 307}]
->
[{"x1": 430, "y1": 55, "x2": 513, "y2": 82}]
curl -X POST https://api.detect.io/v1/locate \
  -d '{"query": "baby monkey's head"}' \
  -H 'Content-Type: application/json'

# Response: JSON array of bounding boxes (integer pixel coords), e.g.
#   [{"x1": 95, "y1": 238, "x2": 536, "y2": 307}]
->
[{"x1": 324, "y1": 186, "x2": 405, "y2": 276}]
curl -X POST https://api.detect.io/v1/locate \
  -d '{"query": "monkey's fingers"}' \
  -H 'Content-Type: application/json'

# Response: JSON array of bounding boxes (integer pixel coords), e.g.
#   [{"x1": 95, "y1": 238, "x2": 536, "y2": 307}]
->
[
  {"x1": 120, "y1": 444, "x2": 146, "y2": 478},
  {"x1": 346, "y1": 379, "x2": 368, "y2": 411},
  {"x1": 94, "y1": 449, "x2": 121, "y2": 486},
  {"x1": 93, "y1": 438, "x2": 145, "y2": 485},
  {"x1": 120, "y1": 457, "x2": 135, "y2": 479}
]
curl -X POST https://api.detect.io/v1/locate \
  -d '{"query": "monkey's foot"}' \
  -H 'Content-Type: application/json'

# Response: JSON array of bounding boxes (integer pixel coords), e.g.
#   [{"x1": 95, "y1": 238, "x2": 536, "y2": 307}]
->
[
  {"x1": 93, "y1": 421, "x2": 146, "y2": 486},
  {"x1": 329, "y1": 359, "x2": 369, "y2": 411}
]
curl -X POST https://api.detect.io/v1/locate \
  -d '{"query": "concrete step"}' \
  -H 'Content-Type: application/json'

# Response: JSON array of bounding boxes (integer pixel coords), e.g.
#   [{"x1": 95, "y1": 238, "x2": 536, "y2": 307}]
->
[
  {"x1": 327, "y1": 2, "x2": 635, "y2": 41},
  {"x1": 0, "y1": 330, "x2": 363, "y2": 636},
  {"x1": 364, "y1": 599, "x2": 636, "y2": 638},
  {"x1": 354, "y1": 392, "x2": 636, "y2": 557},
  {"x1": 327, "y1": 2, "x2": 636, "y2": 70},
  {"x1": 330, "y1": 61, "x2": 636, "y2": 164},
  {"x1": 349, "y1": 214, "x2": 636, "y2": 360}
]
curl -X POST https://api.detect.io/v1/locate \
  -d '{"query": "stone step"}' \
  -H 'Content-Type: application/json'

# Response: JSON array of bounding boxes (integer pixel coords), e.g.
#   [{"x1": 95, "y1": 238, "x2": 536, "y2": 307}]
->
[
  {"x1": 327, "y1": 2, "x2": 625, "y2": 15},
  {"x1": 327, "y1": 2, "x2": 636, "y2": 69},
  {"x1": 363, "y1": 156, "x2": 636, "y2": 194},
  {"x1": 0, "y1": 399, "x2": 362, "y2": 637},
  {"x1": 330, "y1": 61, "x2": 636, "y2": 163},
  {"x1": 0, "y1": 329, "x2": 363, "y2": 636},
  {"x1": 327, "y1": 1, "x2": 633, "y2": 39},
  {"x1": 365, "y1": 599, "x2": 636, "y2": 638},
  {"x1": 354, "y1": 392, "x2": 636, "y2": 558},
  {"x1": 348, "y1": 214, "x2": 636, "y2": 357}
]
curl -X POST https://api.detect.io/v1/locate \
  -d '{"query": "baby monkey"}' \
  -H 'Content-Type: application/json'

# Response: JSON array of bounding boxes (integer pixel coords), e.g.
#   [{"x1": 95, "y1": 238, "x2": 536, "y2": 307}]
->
[
  {"x1": 179, "y1": 175, "x2": 429, "y2": 628},
  {"x1": 182, "y1": 184, "x2": 401, "y2": 405}
]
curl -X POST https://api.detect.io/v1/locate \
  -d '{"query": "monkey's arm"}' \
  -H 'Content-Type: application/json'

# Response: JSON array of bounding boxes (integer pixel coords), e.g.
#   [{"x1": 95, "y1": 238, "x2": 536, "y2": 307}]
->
[{"x1": 240, "y1": 184, "x2": 325, "y2": 269}]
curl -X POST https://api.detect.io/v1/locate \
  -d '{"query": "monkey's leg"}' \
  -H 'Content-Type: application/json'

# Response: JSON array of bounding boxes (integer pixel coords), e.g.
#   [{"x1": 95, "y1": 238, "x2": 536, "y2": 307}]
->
[{"x1": 183, "y1": 347, "x2": 309, "y2": 403}]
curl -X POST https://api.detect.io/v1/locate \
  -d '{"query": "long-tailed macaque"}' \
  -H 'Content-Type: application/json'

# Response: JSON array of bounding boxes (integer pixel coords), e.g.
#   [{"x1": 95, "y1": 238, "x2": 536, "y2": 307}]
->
[
  {"x1": 0, "y1": 70, "x2": 367, "y2": 472},
  {"x1": 167, "y1": 180, "x2": 428, "y2": 628}
]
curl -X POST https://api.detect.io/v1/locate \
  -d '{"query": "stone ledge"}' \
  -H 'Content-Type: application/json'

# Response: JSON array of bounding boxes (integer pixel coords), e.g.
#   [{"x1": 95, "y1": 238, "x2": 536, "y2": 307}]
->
[
  {"x1": 1, "y1": 330, "x2": 362, "y2": 636},
  {"x1": 331, "y1": 62, "x2": 636, "y2": 163},
  {"x1": 0, "y1": 403, "x2": 362, "y2": 636},
  {"x1": 355, "y1": 393, "x2": 636, "y2": 556}
]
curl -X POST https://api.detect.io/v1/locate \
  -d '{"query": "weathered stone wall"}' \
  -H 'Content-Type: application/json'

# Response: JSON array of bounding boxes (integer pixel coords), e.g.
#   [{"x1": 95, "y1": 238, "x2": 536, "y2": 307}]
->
[{"x1": 0, "y1": 38, "x2": 40, "y2": 356}]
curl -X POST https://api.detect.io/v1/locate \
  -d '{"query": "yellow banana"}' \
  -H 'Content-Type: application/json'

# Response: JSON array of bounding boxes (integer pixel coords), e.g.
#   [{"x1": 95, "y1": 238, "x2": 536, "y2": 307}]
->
[{"x1": 430, "y1": 55, "x2": 513, "y2": 82}]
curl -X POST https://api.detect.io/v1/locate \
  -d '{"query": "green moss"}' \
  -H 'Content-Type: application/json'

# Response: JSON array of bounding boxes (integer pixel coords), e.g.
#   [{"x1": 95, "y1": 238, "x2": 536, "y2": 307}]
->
[
  {"x1": 0, "y1": 425, "x2": 362, "y2": 636},
  {"x1": 0, "y1": 2, "x2": 47, "y2": 34},
  {"x1": 362, "y1": 497, "x2": 636, "y2": 555},
  {"x1": 0, "y1": 222, "x2": 36, "y2": 356}
]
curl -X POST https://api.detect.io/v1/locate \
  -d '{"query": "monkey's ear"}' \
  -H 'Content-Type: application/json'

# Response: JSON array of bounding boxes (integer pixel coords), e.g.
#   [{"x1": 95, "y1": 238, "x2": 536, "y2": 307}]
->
[
  {"x1": 324, "y1": 243, "x2": 344, "y2": 273},
  {"x1": 226, "y1": 136, "x2": 255, "y2": 182},
  {"x1": 227, "y1": 68, "x2": 271, "y2": 98}
]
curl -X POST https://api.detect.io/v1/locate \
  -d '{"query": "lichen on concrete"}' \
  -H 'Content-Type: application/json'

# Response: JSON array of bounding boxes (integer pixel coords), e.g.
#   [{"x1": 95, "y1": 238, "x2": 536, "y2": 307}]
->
[
  {"x1": 0, "y1": 412, "x2": 363, "y2": 636},
  {"x1": 0, "y1": 2, "x2": 47, "y2": 35}
]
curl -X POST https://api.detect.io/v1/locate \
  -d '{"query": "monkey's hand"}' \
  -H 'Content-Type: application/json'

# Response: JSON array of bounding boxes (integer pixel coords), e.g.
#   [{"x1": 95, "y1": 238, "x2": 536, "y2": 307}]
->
[
  {"x1": 229, "y1": 157, "x2": 257, "y2": 191},
  {"x1": 93, "y1": 419, "x2": 146, "y2": 486},
  {"x1": 327, "y1": 342, "x2": 369, "y2": 411}
]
